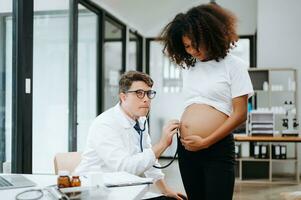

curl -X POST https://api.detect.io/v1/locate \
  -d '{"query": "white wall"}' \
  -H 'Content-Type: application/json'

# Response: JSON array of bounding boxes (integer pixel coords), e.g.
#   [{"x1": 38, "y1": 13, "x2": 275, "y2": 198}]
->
[
  {"x1": 219, "y1": 0, "x2": 257, "y2": 35},
  {"x1": 257, "y1": 0, "x2": 301, "y2": 174}
]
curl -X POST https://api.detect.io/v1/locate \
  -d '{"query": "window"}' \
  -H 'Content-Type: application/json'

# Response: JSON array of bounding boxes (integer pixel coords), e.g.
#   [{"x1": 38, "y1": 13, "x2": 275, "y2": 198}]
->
[
  {"x1": 149, "y1": 40, "x2": 182, "y2": 93},
  {"x1": 76, "y1": 4, "x2": 98, "y2": 151},
  {"x1": 32, "y1": 0, "x2": 69, "y2": 173},
  {"x1": 0, "y1": 0, "x2": 12, "y2": 173},
  {"x1": 147, "y1": 39, "x2": 183, "y2": 157},
  {"x1": 231, "y1": 35, "x2": 256, "y2": 68},
  {"x1": 128, "y1": 31, "x2": 143, "y2": 71},
  {"x1": 103, "y1": 17, "x2": 125, "y2": 110}
]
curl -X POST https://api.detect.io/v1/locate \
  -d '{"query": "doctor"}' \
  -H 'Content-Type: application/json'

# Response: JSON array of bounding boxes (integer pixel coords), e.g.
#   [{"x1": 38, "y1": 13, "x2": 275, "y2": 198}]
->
[{"x1": 75, "y1": 71, "x2": 185, "y2": 200}]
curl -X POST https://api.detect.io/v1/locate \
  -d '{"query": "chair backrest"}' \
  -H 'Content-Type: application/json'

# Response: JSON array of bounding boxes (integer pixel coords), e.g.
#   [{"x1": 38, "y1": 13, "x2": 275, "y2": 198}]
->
[{"x1": 54, "y1": 152, "x2": 82, "y2": 175}]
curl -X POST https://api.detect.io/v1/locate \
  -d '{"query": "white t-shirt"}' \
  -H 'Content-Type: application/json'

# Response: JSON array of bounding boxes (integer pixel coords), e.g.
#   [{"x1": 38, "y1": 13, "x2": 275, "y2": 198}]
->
[{"x1": 182, "y1": 54, "x2": 254, "y2": 116}]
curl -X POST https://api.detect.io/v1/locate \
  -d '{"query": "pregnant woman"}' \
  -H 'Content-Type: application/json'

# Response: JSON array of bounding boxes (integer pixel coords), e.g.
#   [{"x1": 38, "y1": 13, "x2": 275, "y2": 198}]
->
[{"x1": 159, "y1": 3, "x2": 253, "y2": 200}]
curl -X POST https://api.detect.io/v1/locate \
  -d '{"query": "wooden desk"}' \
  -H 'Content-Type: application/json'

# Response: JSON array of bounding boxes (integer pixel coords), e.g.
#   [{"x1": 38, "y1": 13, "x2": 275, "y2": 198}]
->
[
  {"x1": 234, "y1": 135, "x2": 301, "y2": 142},
  {"x1": 234, "y1": 135, "x2": 301, "y2": 184}
]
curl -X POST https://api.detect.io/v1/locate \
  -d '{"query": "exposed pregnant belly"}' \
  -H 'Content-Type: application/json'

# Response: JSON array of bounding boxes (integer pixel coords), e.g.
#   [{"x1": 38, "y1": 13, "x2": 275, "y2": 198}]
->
[{"x1": 180, "y1": 104, "x2": 228, "y2": 138}]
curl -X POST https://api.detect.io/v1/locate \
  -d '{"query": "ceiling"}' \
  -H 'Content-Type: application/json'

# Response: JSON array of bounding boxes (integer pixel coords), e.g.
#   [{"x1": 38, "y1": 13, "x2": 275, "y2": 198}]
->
[
  {"x1": 92, "y1": 0, "x2": 257, "y2": 37},
  {"x1": 92, "y1": 0, "x2": 211, "y2": 37}
]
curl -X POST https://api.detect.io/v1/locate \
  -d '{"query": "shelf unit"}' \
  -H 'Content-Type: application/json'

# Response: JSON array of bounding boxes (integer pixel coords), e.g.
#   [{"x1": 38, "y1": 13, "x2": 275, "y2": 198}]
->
[
  {"x1": 248, "y1": 68, "x2": 298, "y2": 133},
  {"x1": 235, "y1": 135, "x2": 300, "y2": 184},
  {"x1": 238, "y1": 68, "x2": 300, "y2": 184}
]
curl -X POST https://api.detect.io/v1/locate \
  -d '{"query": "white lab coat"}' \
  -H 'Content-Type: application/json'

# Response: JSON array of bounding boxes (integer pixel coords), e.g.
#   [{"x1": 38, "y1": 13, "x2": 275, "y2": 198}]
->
[{"x1": 75, "y1": 103, "x2": 164, "y2": 181}]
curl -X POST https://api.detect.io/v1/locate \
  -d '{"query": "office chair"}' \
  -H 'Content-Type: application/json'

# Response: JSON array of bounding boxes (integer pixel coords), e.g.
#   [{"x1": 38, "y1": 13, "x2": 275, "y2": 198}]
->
[{"x1": 54, "y1": 152, "x2": 82, "y2": 175}]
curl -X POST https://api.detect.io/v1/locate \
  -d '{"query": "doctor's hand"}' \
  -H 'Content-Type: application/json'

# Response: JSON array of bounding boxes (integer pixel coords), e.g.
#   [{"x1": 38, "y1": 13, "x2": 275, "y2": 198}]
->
[
  {"x1": 180, "y1": 135, "x2": 210, "y2": 151},
  {"x1": 160, "y1": 119, "x2": 180, "y2": 148},
  {"x1": 164, "y1": 188, "x2": 187, "y2": 200},
  {"x1": 152, "y1": 120, "x2": 179, "y2": 158}
]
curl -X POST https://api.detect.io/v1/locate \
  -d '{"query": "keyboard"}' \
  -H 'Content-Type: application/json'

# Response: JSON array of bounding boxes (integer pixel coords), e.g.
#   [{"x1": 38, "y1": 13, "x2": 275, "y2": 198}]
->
[{"x1": 0, "y1": 176, "x2": 13, "y2": 187}]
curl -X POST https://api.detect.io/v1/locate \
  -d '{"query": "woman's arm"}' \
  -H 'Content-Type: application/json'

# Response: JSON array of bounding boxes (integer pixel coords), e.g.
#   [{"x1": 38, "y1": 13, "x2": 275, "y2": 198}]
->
[{"x1": 181, "y1": 95, "x2": 248, "y2": 151}]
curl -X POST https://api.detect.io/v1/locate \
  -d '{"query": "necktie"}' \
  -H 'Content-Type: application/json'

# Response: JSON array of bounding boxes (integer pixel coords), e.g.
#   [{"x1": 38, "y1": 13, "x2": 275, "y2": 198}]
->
[
  {"x1": 133, "y1": 121, "x2": 143, "y2": 152},
  {"x1": 133, "y1": 121, "x2": 141, "y2": 135}
]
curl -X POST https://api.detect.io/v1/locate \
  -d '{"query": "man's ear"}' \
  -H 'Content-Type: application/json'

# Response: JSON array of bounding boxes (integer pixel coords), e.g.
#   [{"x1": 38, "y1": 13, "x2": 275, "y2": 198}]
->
[{"x1": 119, "y1": 93, "x2": 126, "y2": 103}]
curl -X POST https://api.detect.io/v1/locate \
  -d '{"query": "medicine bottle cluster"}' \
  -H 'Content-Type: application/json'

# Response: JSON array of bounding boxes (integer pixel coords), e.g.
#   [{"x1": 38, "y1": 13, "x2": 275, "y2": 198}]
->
[{"x1": 57, "y1": 170, "x2": 81, "y2": 188}]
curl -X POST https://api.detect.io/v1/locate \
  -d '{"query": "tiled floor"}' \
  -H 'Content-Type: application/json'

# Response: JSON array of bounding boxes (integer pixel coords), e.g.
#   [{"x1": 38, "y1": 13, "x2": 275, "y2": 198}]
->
[{"x1": 149, "y1": 159, "x2": 301, "y2": 200}]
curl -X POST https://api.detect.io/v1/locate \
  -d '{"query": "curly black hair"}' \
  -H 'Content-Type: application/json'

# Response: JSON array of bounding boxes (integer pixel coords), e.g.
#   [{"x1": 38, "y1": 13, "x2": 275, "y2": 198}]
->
[{"x1": 159, "y1": 3, "x2": 238, "y2": 68}]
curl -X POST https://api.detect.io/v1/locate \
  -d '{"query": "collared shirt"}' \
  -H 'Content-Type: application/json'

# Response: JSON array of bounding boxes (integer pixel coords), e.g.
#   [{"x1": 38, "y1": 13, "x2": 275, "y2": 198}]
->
[{"x1": 75, "y1": 103, "x2": 164, "y2": 181}]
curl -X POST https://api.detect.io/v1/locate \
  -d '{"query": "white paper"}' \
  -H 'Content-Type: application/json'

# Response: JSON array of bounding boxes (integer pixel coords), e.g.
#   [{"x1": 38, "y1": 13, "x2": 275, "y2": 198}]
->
[
  {"x1": 235, "y1": 146, "x2": 239, "y2": 154},
  {"x1": 275, "y1": 146, "x2": 280, "y2": 155},
  {"x1": 281, "y1": 146, "x2": 286, "y2": 154},
  {"x1": 254, "y1": 145, "x2": 259, "y2": 155},
  {"x1": 261, "y1": 146, "x2": 267, "y2": 154},
  {"x1": 142, "y1": 191, "x2": 163, "y2": 199},
  {"x1": 103, "y1": 172, "x2": 153, "y2": 187}
]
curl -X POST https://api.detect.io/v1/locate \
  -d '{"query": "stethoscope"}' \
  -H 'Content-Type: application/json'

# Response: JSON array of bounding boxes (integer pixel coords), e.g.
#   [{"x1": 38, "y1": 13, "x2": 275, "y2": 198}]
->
[{"x1": 134, "y1": 117, "x2": 179, "y2": 169}]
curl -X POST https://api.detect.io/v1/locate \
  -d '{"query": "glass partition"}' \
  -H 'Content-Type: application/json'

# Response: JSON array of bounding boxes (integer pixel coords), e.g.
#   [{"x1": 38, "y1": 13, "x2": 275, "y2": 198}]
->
[
  {"x1": 231, "y1": 38, "x2": 251, "y2": 67},
  {"x1": 0, "y1": 0, "x2": 12, "y2": 173},
  {"x1": 128, "y1": 32, "x2": 137, "y2": 71},
  {"x1": 128, "y1": 31, "x2": 142, "y2": 71},
  {"x1": 148, "y1": 40, "x2": 183, "y2": 157},
  {"x1": 32, "y1": 0, "x2": 69, "y2": 173},
  {"x1": 77, "y1": 4, "x2": 98, "y2": 151},
  {"x1": 103, "y1": 18, "x2": 124, "y2": 110}
]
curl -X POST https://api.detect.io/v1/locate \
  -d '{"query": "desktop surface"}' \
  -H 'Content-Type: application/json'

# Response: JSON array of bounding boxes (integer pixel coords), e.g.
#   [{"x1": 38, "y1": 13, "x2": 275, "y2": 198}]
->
[{"x1": 0, "y1": 173, "x2": 149, "y2": 200}]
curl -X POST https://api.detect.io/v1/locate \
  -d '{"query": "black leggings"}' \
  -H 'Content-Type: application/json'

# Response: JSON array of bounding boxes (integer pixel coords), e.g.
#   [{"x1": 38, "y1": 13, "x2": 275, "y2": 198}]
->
[{"x1": 178, "y1": 134, "x2": 235, "y2": 200}]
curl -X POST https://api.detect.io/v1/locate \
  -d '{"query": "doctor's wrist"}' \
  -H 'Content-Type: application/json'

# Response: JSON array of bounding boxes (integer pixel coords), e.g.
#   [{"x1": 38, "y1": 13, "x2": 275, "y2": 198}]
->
[
  {"x1": 159, "y1": 139, "x2": 170, "y2": 149},
  {"x1": 152, "y1": 141, "x2": 166, "y2": 158}
]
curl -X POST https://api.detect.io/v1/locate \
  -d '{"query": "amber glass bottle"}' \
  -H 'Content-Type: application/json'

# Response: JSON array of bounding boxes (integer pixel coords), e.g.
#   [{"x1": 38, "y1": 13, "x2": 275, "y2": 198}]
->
[
  {"x1": 71, "y1": 175, "x2": 81, "y2": 187},
  {"x1": 57, "y1": 171, "x2": 71, "y2": 188}
]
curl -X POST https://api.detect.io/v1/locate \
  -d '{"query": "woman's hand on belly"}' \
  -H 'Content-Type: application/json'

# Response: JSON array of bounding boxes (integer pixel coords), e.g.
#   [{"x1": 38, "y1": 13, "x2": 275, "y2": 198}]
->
[{"x1": 180, "y1": 135, "x2": 210, "y2": 151}]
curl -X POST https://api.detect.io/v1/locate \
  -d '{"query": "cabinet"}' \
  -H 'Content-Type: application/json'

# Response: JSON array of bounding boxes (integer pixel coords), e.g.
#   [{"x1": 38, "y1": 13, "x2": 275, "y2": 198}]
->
[
  {"x1": 234, "y1": 68, "x2": 300, "y2": 184},
  {"x1": 235, "y1": 135, "x2": 300, "y2": 184},
  {"x1": 247, "y1": 68, "x2": 298, "y2": 134}
]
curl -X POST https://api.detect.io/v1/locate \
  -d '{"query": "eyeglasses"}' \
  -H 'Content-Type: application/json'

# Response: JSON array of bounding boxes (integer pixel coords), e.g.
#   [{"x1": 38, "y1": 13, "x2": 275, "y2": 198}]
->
[{"x1": 126, "y1": 89, "x2": 156, "y2": 99}]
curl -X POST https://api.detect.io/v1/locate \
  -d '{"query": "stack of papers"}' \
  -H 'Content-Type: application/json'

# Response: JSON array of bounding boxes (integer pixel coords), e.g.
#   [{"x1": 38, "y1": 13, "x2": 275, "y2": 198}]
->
[{"x1": 103, "y1": 172, "x2": 153, "y2": 187}]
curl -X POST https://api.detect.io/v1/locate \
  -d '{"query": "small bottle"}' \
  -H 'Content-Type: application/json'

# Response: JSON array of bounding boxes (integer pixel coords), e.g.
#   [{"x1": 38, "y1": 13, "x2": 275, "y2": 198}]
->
[
  {"x1": 71, "y1": 175, "x2": 81, "y2": 187},
  {"x1": 57, "y1": 170, "x2": 71, "y2": 188},
  {"x1": 263, "y1": 81, "x2": 269, "y2": 91}
]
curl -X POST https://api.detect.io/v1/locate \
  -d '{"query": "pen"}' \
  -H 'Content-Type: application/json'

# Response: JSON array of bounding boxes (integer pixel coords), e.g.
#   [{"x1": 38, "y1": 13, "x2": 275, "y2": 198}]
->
[
  {"x1": 59, "y1": 185, "x2": 101, "y2": 193},
  {"x1": 105, "y1": 181, "x2": 153, "y2": 188}
]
